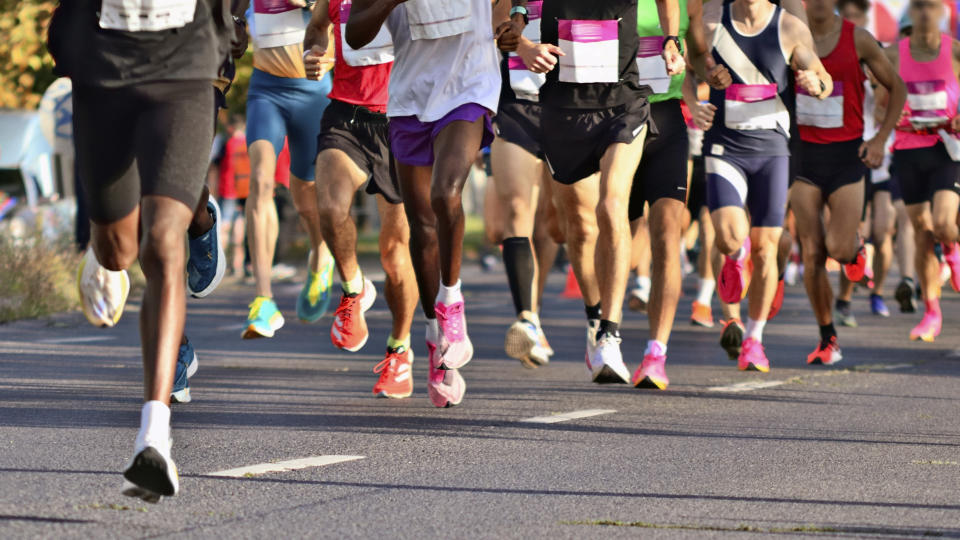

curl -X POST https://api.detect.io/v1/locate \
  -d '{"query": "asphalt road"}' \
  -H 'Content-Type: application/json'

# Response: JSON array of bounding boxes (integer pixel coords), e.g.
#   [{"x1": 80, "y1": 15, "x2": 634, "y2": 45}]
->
[{"x1": 2, "y1": 262, "x2": 960, "y2": 539}]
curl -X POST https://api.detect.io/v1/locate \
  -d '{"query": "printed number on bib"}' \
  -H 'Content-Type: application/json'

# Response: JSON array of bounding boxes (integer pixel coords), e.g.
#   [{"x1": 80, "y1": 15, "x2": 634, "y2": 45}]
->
[
  {"x1": 725, "y1": 84, "x2": 779, "y2": 130},
  {"x1": 907, "y1": 80, "x2": 949, "y2": 129},
  {"x1": 99, "y1": 0, "x2": 196, "y2": 31},
  {"x1": 797, "y1": 81, "x2": 844, "y2": 129},
  {"x1": 558, "y1": 19, "x2": 619, "y2": 84},
  {"x1": 508, "y1": 1, "x2": 544, "y2": 99},
  {"x1": 405, "y1": 0, "x2": 471, "y2": 40},
  {"x1": 253, "y1": 0, "x2": 309, "y2": 49},
  {"x1": 636, "y1": 36, "x2": 671, "y2": 94},
  {"x1": 340, "y1": 1, "x2": 393, "y2": 66}
]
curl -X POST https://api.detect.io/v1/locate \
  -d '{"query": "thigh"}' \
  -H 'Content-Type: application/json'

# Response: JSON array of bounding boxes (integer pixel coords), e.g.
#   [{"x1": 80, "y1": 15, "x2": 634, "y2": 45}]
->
[
  {"x1": 931, "y1": 189, "x2": 960, "y2": 225},
  {"x1": 553, "y1": 172, "x2": 601, "y2": 223},
  {"x1": 706, "y1": 155, "x2": 748, "y2": 212},
  {"x1": 246, "y1": 90, "x2": 286, "y2": 155},
  {"x1": 285, "y1": 85, "x2": 330, "y2": 181},
  {"x1": 490, "y1": 137, "x2": 540, "y2": 206},
  {"x1": 432, "y1": 114, "x2": 486, "y2": 186},
  {"x1": 825, "y1": 179, "x2": 865, "y2": 237},
  {"x1": 746, "y1": 156, "x2": 789, "y2": 228},
  {"x1": 788, "y1": 180, "x2": 825, "y2": 238},
  {"x1": 600, "y1": 125, "x2": 647, "y2": 205}
]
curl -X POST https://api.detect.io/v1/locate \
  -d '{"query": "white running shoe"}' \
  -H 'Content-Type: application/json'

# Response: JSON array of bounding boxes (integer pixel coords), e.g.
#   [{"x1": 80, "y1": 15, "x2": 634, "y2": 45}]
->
[
  {"x1": 77, "y1": 247, "x2": 130, "y2": 328},
  {"x1": 583, "y1": 319, "x2": 600, "y2": 371},
  {"x1": 587, "y1": 332, "x2": 630, "y2": 384},
  {"x1": 505, "y1": 319, "x2": 550, "y2": 369},
  {"x1": 122, "y1": 441, "x2": 178, "y2": 501}
]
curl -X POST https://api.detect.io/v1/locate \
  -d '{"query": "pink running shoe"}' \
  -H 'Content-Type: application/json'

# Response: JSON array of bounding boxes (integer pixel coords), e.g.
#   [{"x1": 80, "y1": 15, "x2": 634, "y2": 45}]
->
[
  {"x1": 632, "y1": 352, "x2": 669, "y2": 390},
  {"x1": 942, "y1": 242, "x2": 960, "y2": 292},
  {"x1": 434, "y1": 301, "x2": 474, "y2": 370},
  {"x1": 427, "y1": 341, "x2": 465, "y2": 407},
  {"x1": 737, "y1": 337, "x2": 770, "y2": 373},
  {"x1": 719, "y1": 237, "x2": 750, "y2": 304},
  {"x1": 910, "y1": 311, "x2": 942, "y2": 342}
]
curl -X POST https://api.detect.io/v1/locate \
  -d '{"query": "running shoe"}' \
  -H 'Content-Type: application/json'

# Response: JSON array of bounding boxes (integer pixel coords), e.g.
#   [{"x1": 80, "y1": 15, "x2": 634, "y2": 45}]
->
[
  {"x1": 372, "y1": 347, "x2": 413, "y2": 399},
  {"x1": 627, "y1": 287, "x2": 649, "y2": 312},
  {"x1": 842, "y1": 240, "x2": 868, "y2": 283},
  {"x1": 242, "y1": 296, "x2": 284, "y2": 339},
  {"x1": 719, "y1": 237, "x2": 750, "y2": 304},
  {"x1": 690, "y1": 301, "x2": 715, "y2": 328},
  {"x1": 587, "y1": 332, "x2": 630, "y2": 384},
  {"x1": 942, "y1": 242, "x2": 960, "y2": 292},
  {"x1": 170, "y1": 337, "x2": 198, "y2": 404},
  {"x1": 835, "y1": 304, "x2": 857, "y2": 328},
  {"x1": 186, "y1": 197, "x2": 226, "y2": 298},
  {"x1": 784, "y1": 257, "x2": 800, "y2": 286},
  {"x1": 538, "y1": 325, "x2": 555, "y2": 357},
  {"x1": 807, "y1": 336, "x2": 842, "y2": 366},
  {"x1": 768, "y1": 278, "x2": 786, "y2": 320},
  {"x1": 632, "y1": 352, "x2": 669, "y2": 390},
  {"x1": 331, "y1": 278, "x2": 377, "y2": 352},
  {"x1": 870, "y1": 294, "x2": 890, "y2": 317},
  {"x1": 583, "y1": 319, "x2": 600, "y2": 368},
  {"x1": 426, "y1": 341, "x2": 465, "y2": 407},
  {"x1": 434, "y1": 299, "x2": 474, "y2": 370},
  {"x1": 297, "y1": 253, "x2": 334, "y2": 323},
  {"x1": 737, "y1": 337, "x2": 770, "y2": 373},
  {"x1": 77, "y1": 247, "x2": 130, "y2": 328},
  {"x1": 122, "y1": 441, "x2": 178, "y2": 500},
  {"x1": 505, "y1": 319, "x2": 550, "y2": 369},
  {"x1": 910, "y1": 311, "x2": 942, "y2": 342},
  {"x1": 895, "y1": 278, "x2": 917, "y2": 313},
  {"x1": 719, "y1": 318, "x2": 745, "y2": 361}
]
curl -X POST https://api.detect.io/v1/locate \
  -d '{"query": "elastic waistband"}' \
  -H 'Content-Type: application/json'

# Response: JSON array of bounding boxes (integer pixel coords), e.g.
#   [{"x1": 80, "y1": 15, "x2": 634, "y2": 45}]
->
[
  {"x1": 330, "y1": 99, "x2": 388, "y2": 122},
  {"x1": 249, "y1": 68, "x2": 324, "y2": 91}
]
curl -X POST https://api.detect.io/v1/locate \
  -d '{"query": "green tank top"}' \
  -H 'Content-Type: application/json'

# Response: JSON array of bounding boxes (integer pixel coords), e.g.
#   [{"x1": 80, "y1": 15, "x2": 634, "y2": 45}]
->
[{"x1": 636, "y1": 0, "x2": 689, "y2": 103}]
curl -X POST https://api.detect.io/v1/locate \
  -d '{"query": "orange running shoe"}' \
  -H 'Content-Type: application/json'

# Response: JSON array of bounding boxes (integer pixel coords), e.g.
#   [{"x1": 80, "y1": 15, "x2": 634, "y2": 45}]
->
[
  {"x1": 372, "y1": 347, "x2": 414, "y2": 399},
  {"x1": 690, "y1": 301, "x2": 714, "y2": 328},
  {"x1": 843, "y1": 240, "x2": 868, "y2": 283},
  {"x1": 806, "y1": 336, "x2": 842, "y2": 366},
  {"x1": 768, "y1": 278, "x2": 785, "y2": 320},
  {"x1": 330, "y1": 278, "x2": 377, "y2": 352}
]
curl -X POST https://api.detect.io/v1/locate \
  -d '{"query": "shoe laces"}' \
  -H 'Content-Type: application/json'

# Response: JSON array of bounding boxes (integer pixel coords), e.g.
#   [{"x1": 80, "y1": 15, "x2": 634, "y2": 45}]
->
[
  {"x1": 248, "y1": 296, "x2": 272, "y2": 314},
  {"x1": 436, "y1": 303, "x2": 465, "y2": 341},
  {"x1": 373, "y1": 349, "x2": 404, "y2": 375},
  {"x1": 334, "y1": 294, "x2": 360, "y2": 330}
]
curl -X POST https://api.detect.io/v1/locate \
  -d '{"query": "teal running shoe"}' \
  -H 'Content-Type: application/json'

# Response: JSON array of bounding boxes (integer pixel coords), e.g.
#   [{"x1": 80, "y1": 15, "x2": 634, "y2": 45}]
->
[
  {"x1": 242, "y1": 296, "x2": 285, "y2": 339},
  {"x1": 297, "y1": 255, "x2": 334, "y2": 323}
]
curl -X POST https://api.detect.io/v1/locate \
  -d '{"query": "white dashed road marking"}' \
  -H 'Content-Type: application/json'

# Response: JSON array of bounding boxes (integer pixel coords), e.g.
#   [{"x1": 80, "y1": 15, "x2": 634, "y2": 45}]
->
[
  {"x1": 708, "y1": 380, "x2": 788, "y2": 392},
  {"x1": 207, "y1": 455, "x2": 365, "y2": 478},
  {"x1": 521, "y1": 409, "x2": 617, "y2": 424}
]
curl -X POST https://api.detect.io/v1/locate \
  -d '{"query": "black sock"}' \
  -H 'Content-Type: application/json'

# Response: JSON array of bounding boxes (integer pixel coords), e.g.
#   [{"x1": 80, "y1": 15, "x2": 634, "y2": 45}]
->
[
  {"x1": 598, "y1": 319, "x2": 620, "y2": 338},
  {"x1": 819, "y1": 323, "x2": 837, "y2": 343},
  {"x1": 502, "y1": 237, "x2": 535, "y2": 315},
  {"x1": 585, "y1": 302, "x2": 601, "y2": 321},
  {"x1": 835, "y1": 299, "x2": 850, "y2": 311}
]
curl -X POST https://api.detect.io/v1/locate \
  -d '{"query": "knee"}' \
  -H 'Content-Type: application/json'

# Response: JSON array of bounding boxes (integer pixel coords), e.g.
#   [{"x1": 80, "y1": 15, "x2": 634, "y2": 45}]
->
[
  {"x1": 93, "y1": 241, "x2": 137, "y2": 272},
  {"x1": 932, "y1": 216, "x2": 956, "y2": 241},
  {"x1": 429, "y1": 182, "x2": 464, "y2": 219},
  {"x1": 566, "y1": 213, "x2": 598, "y2": 246},
  {"x1": 714, "y1": 224, "x2": 745, "y2": 254},
  {"x1": 249, "y1": 170, "x2": 274, "y2": 200},
  {"x1": 317, "y1": 189, "x2": 350, "y2": 224},
  {"x1": 380, "y1": 235, "x2": 411, "y2": 278},
  {"x1": 139, "y1": 225, "x2": 185, "y2": 271},
  {"x1": 825, "y1": 234, "x2": 856, "y2": 263},
  {"x1": 597, "y1": 197, "x2": 627, "y2": 228},
  {"x1": 749, "y1": 239, "x2": 778, "y2": 268}
]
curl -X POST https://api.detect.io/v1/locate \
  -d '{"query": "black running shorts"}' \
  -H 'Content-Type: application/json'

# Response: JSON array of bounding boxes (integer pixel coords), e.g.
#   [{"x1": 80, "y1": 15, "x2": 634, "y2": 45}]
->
[
  {"x1": 494, "y1": 98, "x2": 543, "y2": 159},
  {"x1": 687, "y1": 155, "x2": 707, "y2": 217},
  {"x1": 892, "y1": 142, "x2": 960, "y2": 206},
  {"x1": 796, "y1": 139, "x2": 866, "y2": 197},
  {"x1": 629, "y1": 99, "x2": 689, "y2": 220},
  {"x1": 316, "y1": 99, "x2": 402, "y2": 205}
]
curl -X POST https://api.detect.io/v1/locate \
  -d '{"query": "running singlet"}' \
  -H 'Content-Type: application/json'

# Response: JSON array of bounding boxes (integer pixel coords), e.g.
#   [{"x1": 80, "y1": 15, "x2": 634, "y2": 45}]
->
[
  {"x1": 250, "y1": 0, "x2": 311, "y2": 78},
  {"x1": 385, "y1": 0, "x2": 501, "y2": 121},
  {"x1": 540, "y1": 0, "x2": 646, "y2": 109},
  {"x1": 500, "y1": 0, "x2": 545, "y2": 102},
  {"x1": 220, "y1": 133, "x2": 251, "y2": 199},
  {"x1": 636, "y1": 0, "x2": 689, "y2": 102},
  {"x1": 798, "y1": 19, "x2": 865, "y2": 144},
  {"x1": 704, "y1": 3, "x2": 792, "y2": 156},
  {"x1": 894, "y1": 34, "x2": 959, "y2": 150},
  {"x1": 329, "y1": 0, "x2": 392, "y2": 113}
]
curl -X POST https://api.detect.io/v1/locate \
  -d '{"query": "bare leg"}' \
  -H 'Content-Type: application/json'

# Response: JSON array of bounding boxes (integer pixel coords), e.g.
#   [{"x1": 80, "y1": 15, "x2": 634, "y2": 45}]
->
[{"x1": 246, "y1": 140, "x2": 279, "y2": 298}]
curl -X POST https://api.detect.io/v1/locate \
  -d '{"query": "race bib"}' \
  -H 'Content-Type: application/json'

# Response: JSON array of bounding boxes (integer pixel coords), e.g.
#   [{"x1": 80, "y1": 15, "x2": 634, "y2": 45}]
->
[
  {"x1": 99, "y1": 0, "x2": 196, "y2": 32},
  {"x1": 405, "y1": 0, "x2": 471, "y2": 40},
  {"x1": 907, "y1": 80, "x2": 949, "y2": 120},
  {"x1": 507, "y1": 1, "x2": 544, "y2": 100},
  {"x1": 725, "y1": 84, "x2": 779, "y2": 130},
  {"x1": 558, "y1": 19, "x2": 619, "y2": 84},
  {"x1": 340, "y1": 1, "x2": 394, "y2": 66},
  {"x1": 253, "y1": 0, "x2": 308, "y2": 49},
  {"x1": 796, "y1": 81, "x2": 844, "y2": 129},
  {"x1": 636, "y1": 36, "x2": 671, "y2": 95}
]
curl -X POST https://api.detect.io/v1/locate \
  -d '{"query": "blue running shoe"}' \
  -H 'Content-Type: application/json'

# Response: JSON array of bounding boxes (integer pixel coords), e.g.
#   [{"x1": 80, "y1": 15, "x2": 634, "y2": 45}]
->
[
  {"x1": 297, "y1": 253, "x2": 334, "y2": 323},
  {"x1": 870, "y1": 294, "x2": 890, "y2": 317},
  {"x1": 242, "y1": 296, "x2": 285, "y2": 339},
  {"x1": 171, "y1": 337, "x2": 198, "y2": 403},
  {"x1": 187, "y1": 197, "x2": 226, "y2": 298}
]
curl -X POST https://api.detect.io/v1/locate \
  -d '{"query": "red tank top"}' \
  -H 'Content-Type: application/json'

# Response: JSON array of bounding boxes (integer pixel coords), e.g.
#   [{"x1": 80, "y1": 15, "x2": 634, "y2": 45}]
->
[
  {"x1": 329, "y1": 0, "x2": 391, "y2": 113},
  {"x1": 798, "y1": 19, "x2": 866, "y2": 144}
]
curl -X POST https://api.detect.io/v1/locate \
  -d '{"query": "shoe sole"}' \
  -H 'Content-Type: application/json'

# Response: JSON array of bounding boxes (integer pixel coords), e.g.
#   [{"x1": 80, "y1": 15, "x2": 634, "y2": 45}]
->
[
  {"x1": 740, "y1": 363, "x2": 770, "y2": 373},
  {"x1": 720, "y1": 326, "x2": 743, "y2": 361},
  {"x1": 375, "y1": 389, "x2": 413, "y2": 399},
  {"x1": 505, "y1": 325, "x2": 547, "y2": 369},
  {"x1": 634, "y1": 376, "x2": 668, "y2": 390},
  {"x1": 691, "y1": 318, "x2": 715, "y2": 328},
  {"x1": 911, "y1": 333, "x2": 936, "y2": 342},
  {"x1": 591, "y1": 365, "x2": 629, "y2": 384},
  {"x1": 188, "y1": 197, "x2": 227, "y2": 299},
  {"x1": 895, "y1": 284, "x2": 917, "y2": 313},
  {"x1": 838, "y1": 318, "x2": 858, "y2": 328},
  {"x1": 123, "y1": 447, "x2": 176, "y2": 497},
  {"x1": 77, "y1": 255, "x2": 130, "y2": 328},
  {"x1": 242, "y1": 316, "x2": 284, "y2": 339}
]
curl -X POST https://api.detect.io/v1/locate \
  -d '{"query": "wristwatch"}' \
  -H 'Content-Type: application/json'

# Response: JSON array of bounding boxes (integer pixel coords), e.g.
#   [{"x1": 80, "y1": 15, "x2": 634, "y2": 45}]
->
[
  {"x1": 662, "y1": 35, "x2": 683, "y2": 55},
  {"x1": 509, "y1": 5, "x2": 529, "y2": 25}
]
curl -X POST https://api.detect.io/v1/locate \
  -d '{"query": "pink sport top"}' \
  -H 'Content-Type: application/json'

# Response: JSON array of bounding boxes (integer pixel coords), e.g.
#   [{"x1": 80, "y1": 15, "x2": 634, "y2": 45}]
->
[{"x1": 894, "y1": 34, "x2": 959, "y2": 150}]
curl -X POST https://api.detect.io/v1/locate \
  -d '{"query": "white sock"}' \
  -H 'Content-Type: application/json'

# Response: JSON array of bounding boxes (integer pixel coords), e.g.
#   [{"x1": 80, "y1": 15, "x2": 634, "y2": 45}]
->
[
  {"x1": 696, "y1": 279, "x2": 716, "y2": 305},
  {"x1": 425, "y1": 318, "x2": 439, "y2": 344},
  {"x1": 745, "y1": 318, "x2": 766, "y2": 342},
  {"x1": 135, "y1": 400, "x2": 170, "y2": 451},
  {"x1": 636, "y1": 276, "x2": 651, "y2": 293},
  {"x1": 645, "y1": 340, "x2": 667, "y2": 356},
  {"x1": 436, "y1": 279, "x2": 463, "y2": 306},
  {"x1": 342, "y1": 269, "x2": 363, "y2": 295}
]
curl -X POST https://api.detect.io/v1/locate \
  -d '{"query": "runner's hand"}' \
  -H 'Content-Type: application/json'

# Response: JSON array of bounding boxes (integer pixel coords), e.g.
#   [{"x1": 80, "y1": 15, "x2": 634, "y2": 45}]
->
[
  {"x1": 704, "y1": 56, "x2": 731, "y2": 90},
  {"x1": 662, "y1": 41, "x2": 685, "y2": 76},
  {"x1": 692, "y1": 102, "x2": 717, "y2": 131},
  {"x1": 859, "y1": 135, "x2": 886, "y2": 169},
  {"x1": 287, "y1": 0, "x2": 308, "y2": 7},
  {"x1": 495, "y1": 21, "x2": 523, "y2": 52},
  {"x1": 519, "y1": 43, "x2": 564, "y2": 74},
  {"x1": 796, "y1": 69, "x2": 823, "y2": 98},
  {"x1": 304, "y1": 45, "x2": 333, "y2": 81}
]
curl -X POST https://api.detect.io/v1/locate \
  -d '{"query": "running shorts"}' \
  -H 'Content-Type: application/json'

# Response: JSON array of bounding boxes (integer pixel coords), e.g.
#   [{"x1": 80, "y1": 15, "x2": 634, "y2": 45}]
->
[
  {"x1": 73, "y1": 80, "x2": 213, "y2": 223},
  {"x1": 541, "y1": 97, "x2": 651, "y2": 184},
  {"x1": 246, "y1": 68, "x2": 332, "y2": 181},
  {"x1": 629, "y1": 99, "x2": 689, "y2": 220},
  {"x1": 705, "y1": 152, "x2": 790, "y2": 228},
  {"x1": 687, "y1": 155, "x2": 707, "y2": 217},
  {"x1": 869, "y1": 174, "x2": 903, "y2": 202},
  {"x1": 317, "y1": 99, "x2": 402, "y2": 205},
  {"x1": 494, "y1": 98, "x2": 543, "y2": 158},
  {"x1": 891, "y1": 142, "x2": 960, "y2": 206},
  {"x1": 388, "y1": 103, "x2": 495, "y2": 167},
  {"x1": 796, "y1": 139, "x2": 866, "y2": 197}
]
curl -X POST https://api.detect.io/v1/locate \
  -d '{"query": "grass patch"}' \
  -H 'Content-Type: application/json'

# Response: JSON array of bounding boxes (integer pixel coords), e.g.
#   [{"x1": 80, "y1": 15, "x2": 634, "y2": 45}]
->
[{"x1": 0, "y1": 229, "x2": 81, "y2": 323}]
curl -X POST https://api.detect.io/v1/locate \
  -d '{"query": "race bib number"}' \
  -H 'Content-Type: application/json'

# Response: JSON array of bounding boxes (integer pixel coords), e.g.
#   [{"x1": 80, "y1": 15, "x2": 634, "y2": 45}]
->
[
  {"x1": 558, "y1": 19, "x2": 619, "y2": 84},
  {"x1": 907, "y1": 80, "x2": 949, "y2": 128},
  {"x1": 636, "y1": 36, "x2": 671, "y2": 95},
  {"x1": 405, "y1": 0, "x2": 471, "y2": 40},
  {"x1": 507, "y1": 1, "x2": 544, "y2": 99},
  {"x1": 99, "y1": 0, "x2": 196, "y2": 32},
  {"x1": 796, "y1": 81, "x2": 844, "y2": 129},
  {"x1": 725, "y1": 84, "x2": 779, "y2": 130},
  {"x1": 253, "y1": 0, "x2": 308, "y2": 49},
  {"x1": 340, "y1": 1, "x2": 394, "y2": 66}
]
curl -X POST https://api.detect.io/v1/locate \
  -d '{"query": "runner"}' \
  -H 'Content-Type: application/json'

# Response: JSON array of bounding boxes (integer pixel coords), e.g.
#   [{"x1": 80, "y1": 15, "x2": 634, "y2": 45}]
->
[
  {"x1": 885, "y1": 0, "x2": 960, "y2": 342},
  {"x1": 48, "y1": 0, "x2": 231, "y2": 501},
  {"x1": 704, "y1": 0, "x2": 832, "y2": 372},
  {"x1": 302, "y1": 0, "x2": 419, "y2": 399},
  {"x1": 242, "y1": 0, "x2": 336, "y2": 339},
  {"x1": 790, "y1": 0, "x2": 906, "y2": 365},
  {"x1": 217, "y1": 114, "x2": 252, "y2": 278},
  {"x1": 346, "y1": 0, "x2": 506, "y2": 406}
]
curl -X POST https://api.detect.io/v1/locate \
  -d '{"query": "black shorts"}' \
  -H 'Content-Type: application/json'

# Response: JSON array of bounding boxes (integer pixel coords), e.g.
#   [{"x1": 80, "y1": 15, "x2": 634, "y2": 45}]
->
[
  {"x1": 72, "y1": 80, "x2": 213, "y2": 223},
  {"x1": 494, "y1": 98, "x2": 542, "y2": 158},
  {"x1": 892, "y1": 142, "x2": 960, "y2": 206},
  {"x1": 542, "y1": 98, "x2": 651, "y2": 184},
  {"x1": 796, "y1": 139, "x2": 867, "y2": 196},
  {"x1": 629, "y1": 99, "x2": 689, "y2": 220},
  {"x1": 869, "y1": 174, "x2": 903, "y2": 202},
  {"x1": 688, "y1": 155, "x2": 707, "y2": 217},
  {"x1": 316, "y1": 99, "x2": 402, "y2": 205}
]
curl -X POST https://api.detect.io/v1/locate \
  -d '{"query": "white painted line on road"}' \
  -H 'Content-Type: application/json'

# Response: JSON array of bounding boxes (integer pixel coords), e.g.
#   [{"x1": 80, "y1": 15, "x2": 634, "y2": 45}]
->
[
  {"x1": 38, "y1": 336, "x2": 116, "y2": 344},
  {"x1": 216, "y1": 323, "x2": 248, "y2": 331},
  {"x1": 708, "y1": 380, "x2": 787, "y2": 392},
  {"x1": 850, "y1": 363, "x2": 914, "y2": 372},
  {"x1": 207, "y1": 455, "x2": 365, "y2": 478},
  {"x1": 520, "y1": 409, "x2": 617, "y2": 424}
]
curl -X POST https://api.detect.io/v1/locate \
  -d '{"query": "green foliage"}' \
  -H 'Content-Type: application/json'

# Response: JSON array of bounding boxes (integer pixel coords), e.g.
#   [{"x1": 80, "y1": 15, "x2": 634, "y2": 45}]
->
[
  {"x1": 0, "y1": 229, "x2": 80, "y2": 323},
  {"x1": 0, "y1": 0, "x2": 58, "y2": 109}
]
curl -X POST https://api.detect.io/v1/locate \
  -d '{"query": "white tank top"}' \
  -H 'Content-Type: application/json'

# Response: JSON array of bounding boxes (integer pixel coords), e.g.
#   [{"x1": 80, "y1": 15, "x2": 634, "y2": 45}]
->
[{"x1": 385, "y1": 0, "x2": 501, "y2": 121}]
